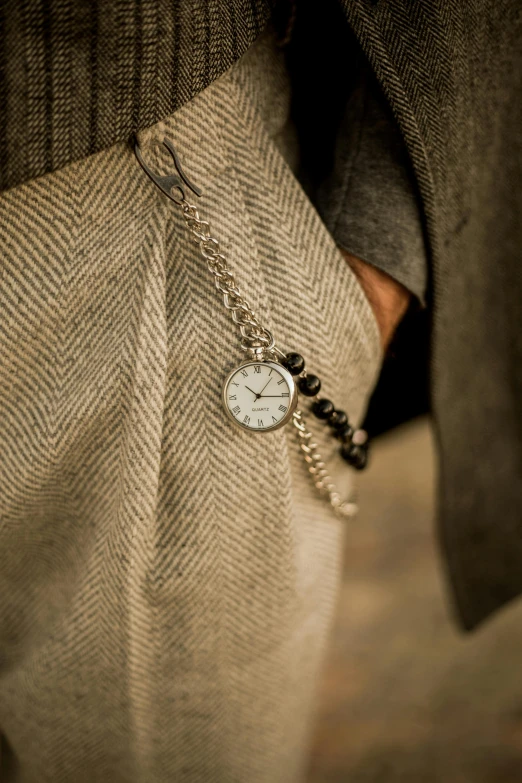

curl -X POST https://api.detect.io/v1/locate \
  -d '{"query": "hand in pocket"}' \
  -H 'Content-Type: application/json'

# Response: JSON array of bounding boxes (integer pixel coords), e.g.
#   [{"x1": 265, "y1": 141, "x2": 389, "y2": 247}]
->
[{"x1": 340, "y1": 249, "x2": 412, "y2": 351}]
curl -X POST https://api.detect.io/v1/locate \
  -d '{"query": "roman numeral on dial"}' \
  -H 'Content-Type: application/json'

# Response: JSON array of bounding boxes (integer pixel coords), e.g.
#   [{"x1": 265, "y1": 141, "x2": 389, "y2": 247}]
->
[
  {"x1": 229, "y1": 395, "x2": 237, "y2": 401},
  {"x1": 240, "y1": 369, "x2": 248, "y2": 377},
  {"x1": 254, "y1": 365, "x2": 261, "y2": 373},
  {"x1": 258, "y1": 419, "x2": 264, "y2": 428},
  {"x1": 243, "y1": 415, "x2": 250, "y2": 425},
  {"x1": 232, "y1": 405, "x2": 240, "y2": 415},
  {"x1": 279, "y1": 405, "x2": 287, "y2": 413}
]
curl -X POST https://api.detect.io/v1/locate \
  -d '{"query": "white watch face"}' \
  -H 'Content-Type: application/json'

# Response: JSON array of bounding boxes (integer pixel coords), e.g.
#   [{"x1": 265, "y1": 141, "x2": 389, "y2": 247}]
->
[{"x1": 222, "y1": 361, "x2": 297, "y2": 432}]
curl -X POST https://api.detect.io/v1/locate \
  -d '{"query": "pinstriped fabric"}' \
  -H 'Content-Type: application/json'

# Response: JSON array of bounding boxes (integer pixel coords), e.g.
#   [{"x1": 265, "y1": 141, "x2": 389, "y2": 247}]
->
[
  {"x1": 0, "y1": 0, "x2": 274, "y2": 191},
  {"x1": 0, "y1": 31, "x2": 381, "y2": 782}
]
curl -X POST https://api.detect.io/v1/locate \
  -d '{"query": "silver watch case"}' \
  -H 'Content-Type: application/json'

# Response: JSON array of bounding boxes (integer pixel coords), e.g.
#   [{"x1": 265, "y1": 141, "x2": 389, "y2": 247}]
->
[{"x1": 222, "y1": 360, "x2": 298, "y2": 433}]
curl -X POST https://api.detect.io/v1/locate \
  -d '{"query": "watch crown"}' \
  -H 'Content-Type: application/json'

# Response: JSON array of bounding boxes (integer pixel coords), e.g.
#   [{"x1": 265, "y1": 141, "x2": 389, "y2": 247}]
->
[{"x1": 244, "y1": 342, "x2": 266, "y2": 361}]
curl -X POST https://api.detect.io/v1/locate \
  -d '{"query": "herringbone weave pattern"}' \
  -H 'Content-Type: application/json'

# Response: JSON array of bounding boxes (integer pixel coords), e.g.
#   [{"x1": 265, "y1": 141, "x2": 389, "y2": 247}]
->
[
  {"x1": 339, "y1": 0, "x2": 522, "y2": 629},
  {"x1": 0, "y1": 32, "x2": 380, "y2": 782}
]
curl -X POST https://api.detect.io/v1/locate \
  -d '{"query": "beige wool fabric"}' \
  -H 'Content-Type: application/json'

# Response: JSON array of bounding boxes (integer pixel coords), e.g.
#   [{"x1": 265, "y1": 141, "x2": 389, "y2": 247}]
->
[{"x1": 0, "y1": 33, "x2": 381, "y2": 783}]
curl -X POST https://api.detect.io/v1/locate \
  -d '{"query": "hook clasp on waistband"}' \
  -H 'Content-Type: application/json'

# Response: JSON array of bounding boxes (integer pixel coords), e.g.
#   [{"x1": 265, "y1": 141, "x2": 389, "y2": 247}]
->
[{"x1": 134, "y1": 135, "x2": 202, "y2": 205}]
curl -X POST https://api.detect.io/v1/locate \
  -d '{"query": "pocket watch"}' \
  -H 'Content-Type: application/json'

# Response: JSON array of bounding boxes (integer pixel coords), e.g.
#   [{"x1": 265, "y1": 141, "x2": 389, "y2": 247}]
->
[{"x1": 222, "y1": 360, "x2": 298, "y2": 432}]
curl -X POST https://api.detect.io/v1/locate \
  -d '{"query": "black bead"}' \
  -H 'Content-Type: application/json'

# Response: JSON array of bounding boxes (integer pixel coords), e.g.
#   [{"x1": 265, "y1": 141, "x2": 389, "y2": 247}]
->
[
  {"x1": 340, "y1": 444, "x2": 355, "y2": 464},
  {"x1": 298, "y1": 374, "x2": 321, "y2": 397},
  {"x1": 335, "y1": 423, "x2": 354, "y2": 442},
  {"x1": 282, "y1": 352, "x2": 305, "y2": 376},
  {"x1": 354, "y1": 446, "x2": 369, "y2": 471},
  {"x1": 312, "y1": 399, "x2": 334, "y2": 419},
  {"x1": 341, "y1": 443, "x2": 369, "y2": 471},
  {"x1": 329, "y1": 410, "x2": 348, "y2": 429}
]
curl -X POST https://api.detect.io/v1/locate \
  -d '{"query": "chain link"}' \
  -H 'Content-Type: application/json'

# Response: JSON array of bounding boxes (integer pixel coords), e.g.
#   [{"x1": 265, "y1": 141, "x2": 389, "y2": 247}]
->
[
  {"x1": 181, "y1": 199, "x2": 275, "y2": 350},
  {"x1": 292, "y1": 410, "x2": 359, "y2": 518}
]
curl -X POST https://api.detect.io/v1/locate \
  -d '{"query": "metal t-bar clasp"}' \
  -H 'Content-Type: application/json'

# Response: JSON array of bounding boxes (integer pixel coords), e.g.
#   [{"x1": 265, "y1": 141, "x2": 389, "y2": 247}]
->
[{"x1": 134, "y1": 135, "x2": 202, "y2": 205}]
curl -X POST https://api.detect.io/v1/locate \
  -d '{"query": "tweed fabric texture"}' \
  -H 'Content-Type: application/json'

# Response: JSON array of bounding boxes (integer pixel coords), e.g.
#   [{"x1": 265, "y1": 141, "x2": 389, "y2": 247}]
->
[
  {"x1": 339, "y1": 0, "x2": 522, "y2": 629},
  {"x1": 316, "y1": 56, "x2": 427, "y2": 304},
  {"x1": 0, "y1": 32, "x2": 381, "y2": 782},
  {"x1": 0, "y1": 0, "x2": 274, "y2": 191}
]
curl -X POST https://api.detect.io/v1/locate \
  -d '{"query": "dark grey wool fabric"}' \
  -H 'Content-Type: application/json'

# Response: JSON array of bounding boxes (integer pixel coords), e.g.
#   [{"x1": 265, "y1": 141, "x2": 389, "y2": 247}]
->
[
  {"x1": 341, "y1": 0, "x2": 522, "y2": 629},
  {"x1": 0, "y1": 0, "x2": 273, "y2": 190},
  {"x1": 317, "y1": 57, "x2": 427, "y2": 304}
]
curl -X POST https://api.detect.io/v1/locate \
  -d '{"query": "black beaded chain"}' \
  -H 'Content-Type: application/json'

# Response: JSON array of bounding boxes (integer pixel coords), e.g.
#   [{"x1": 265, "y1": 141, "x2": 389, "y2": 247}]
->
[{"x1": 281, "y1": 352, "x2": 370, "y2": 471}]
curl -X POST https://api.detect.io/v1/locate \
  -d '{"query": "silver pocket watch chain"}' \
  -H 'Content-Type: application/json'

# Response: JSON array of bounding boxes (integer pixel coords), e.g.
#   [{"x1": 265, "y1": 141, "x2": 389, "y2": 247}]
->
[{"x1": 135, "y1": 136, "x2": 369, "y2": 519}]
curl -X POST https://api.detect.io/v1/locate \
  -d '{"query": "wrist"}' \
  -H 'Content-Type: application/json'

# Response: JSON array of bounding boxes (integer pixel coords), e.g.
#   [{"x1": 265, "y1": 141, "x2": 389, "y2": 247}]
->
[{"x1": 340, "y1": 249, "x2": 411, "y2": 351}]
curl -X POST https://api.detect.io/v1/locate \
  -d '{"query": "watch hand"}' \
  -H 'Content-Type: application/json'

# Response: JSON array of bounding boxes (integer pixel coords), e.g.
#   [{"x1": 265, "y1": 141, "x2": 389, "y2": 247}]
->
[
  {"x1": 258, "y1": 394, "x2": 287, "y2": 398},
  {"x1": 258, "y1": 377, "x2": 273, "y2": 396},
  {"x1": 244, "y1": 385, "x2": 259, "y2": 399}
]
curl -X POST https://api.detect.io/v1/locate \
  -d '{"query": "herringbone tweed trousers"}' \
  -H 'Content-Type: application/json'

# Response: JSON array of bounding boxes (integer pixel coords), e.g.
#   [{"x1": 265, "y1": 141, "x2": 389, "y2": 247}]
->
[{"x1": 0, "y1": 32, "x2": 381, "y2": 783}]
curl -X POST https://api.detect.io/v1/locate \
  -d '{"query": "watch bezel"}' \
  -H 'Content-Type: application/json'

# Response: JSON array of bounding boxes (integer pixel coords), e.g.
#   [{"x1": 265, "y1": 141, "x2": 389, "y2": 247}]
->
[{"x1": 222, "y1": 360, "x2": 298, "y2": 433}]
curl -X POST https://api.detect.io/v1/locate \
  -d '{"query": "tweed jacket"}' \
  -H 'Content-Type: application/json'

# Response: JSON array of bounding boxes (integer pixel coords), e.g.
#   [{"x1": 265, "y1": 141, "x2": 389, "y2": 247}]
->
[
  {"x1": 1, "y1": 0, "x2": 522, "y2": 630},
  {"x1": 342, "y1": 1, "x2": 522, "y2": 629}
]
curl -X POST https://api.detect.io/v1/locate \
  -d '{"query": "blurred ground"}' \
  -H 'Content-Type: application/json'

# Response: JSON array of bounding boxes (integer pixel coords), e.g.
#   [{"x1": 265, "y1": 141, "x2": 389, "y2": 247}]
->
[{"x1": 306, "y1": 417, "x2": 522, "y2": 783}]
